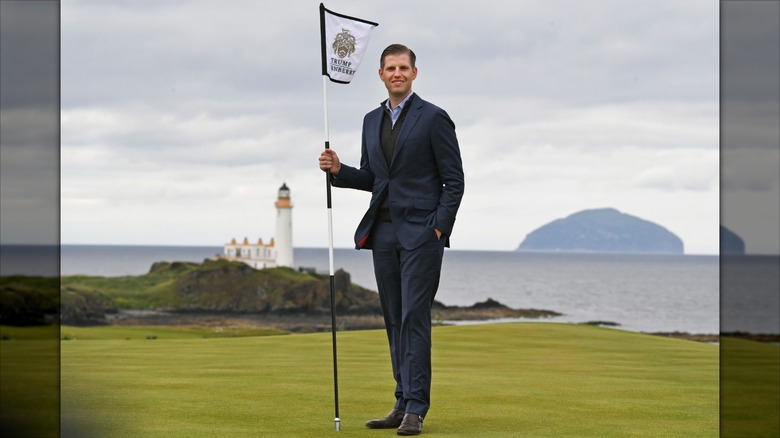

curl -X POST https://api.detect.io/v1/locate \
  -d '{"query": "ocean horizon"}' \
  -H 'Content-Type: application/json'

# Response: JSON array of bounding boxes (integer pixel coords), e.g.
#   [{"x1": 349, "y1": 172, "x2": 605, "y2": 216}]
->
[
  {"x1": 58, "y1": 245, "x2": 723, "y2": 334},
  {"x1": 4, "y1": 244, "x2": 776, "y2": 336}
]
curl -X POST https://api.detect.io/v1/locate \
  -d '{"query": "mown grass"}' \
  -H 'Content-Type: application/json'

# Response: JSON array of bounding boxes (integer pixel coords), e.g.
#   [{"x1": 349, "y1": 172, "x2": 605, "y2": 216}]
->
[
  {"x1": 0, "y1": 326, "x2": 60, "y2": 437},
  {"x1": 59, "y1": 325, "x2": 289, "y2": 340},
  {"x1": 720, "y1": 336, "x2": 780, "y2": 437},
  {"x1": 58, "y1": 323, "x2": 718, "y2": 437}
]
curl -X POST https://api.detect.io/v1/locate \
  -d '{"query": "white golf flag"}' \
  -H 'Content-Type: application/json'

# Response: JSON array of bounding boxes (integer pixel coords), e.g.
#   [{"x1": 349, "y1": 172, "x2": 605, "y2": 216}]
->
[{"x1": 320, "y1": 3, "x2": 378, "y2": 84}]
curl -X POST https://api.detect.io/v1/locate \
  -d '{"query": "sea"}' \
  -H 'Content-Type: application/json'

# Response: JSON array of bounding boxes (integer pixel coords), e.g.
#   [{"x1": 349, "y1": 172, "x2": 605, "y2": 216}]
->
[{"x1": 4, "y1": 245, "x2": 777, "y2": 335}]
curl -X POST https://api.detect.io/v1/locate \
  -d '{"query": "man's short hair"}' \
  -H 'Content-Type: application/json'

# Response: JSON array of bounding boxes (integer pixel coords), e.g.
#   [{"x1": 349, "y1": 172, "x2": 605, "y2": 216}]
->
[{"x1": 380, "y1": 44, "x2": 416, "y2": 69}]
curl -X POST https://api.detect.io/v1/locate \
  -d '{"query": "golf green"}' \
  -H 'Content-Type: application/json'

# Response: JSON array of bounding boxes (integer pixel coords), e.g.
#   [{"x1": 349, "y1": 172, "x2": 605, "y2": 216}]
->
[{"x1": 59, "y1": 323, "x2": 718, "y2": 437}]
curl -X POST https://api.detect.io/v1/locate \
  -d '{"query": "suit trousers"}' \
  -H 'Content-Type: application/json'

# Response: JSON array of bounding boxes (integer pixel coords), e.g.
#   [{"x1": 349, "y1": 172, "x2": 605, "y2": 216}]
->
[{"x1": 370, "y1": 221, "x2": 445, "y2": 418}]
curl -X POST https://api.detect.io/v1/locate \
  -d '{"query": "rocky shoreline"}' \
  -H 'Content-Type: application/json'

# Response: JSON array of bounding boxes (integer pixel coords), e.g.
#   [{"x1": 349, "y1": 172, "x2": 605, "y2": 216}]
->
[
  {"x1": 106, "y1": 297, "x2": 563, "y2": 333},
  {"x1": 580, "y1": 321, "x2": 723, "y2": 343},
  {"x1": 3, "y1": 261, "x2": 735, "y2": 343},
  {"x1": 99, "y1": 305, "x2": 739, "y2": 344},
  {"x1": 643, "y1": 332, "x2": 721, "y2": 343}
]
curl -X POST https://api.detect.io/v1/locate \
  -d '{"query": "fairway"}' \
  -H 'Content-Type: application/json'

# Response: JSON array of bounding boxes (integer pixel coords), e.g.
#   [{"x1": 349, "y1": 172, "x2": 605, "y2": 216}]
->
[{"x1": 60, "y1": 323, "x2": 718, "y2": 437}]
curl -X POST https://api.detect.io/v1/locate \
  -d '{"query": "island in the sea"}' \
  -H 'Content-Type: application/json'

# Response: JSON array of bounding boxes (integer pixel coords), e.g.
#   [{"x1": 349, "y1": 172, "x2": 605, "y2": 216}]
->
[
  {"x1": 720, "y1": 225, "x2": 745, "y2": 255},
  {"x1": 517, "y1": 208, "x2": 684, "y2": 254}
]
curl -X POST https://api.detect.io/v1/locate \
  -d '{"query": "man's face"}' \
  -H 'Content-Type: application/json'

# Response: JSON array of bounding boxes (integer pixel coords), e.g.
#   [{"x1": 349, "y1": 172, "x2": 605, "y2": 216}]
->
[{"x1": 379, "y1": 54, "x2": 417, "y2": 100}]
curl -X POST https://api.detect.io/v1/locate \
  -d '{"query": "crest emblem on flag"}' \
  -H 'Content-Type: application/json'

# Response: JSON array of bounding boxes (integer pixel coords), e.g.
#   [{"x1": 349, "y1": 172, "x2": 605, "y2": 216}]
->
[
  {"x1": 320, "y1": 4, "x2": 378, "y2": 83},
  {"x1": 332, "y1": 29, "x2": 357, "y2": 59}
]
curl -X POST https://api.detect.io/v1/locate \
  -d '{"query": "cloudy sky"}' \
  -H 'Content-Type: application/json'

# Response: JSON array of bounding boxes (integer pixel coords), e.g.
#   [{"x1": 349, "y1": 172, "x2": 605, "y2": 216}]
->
[{"x1": 59, "y1": 0, "x2": 726, "y2": 254}]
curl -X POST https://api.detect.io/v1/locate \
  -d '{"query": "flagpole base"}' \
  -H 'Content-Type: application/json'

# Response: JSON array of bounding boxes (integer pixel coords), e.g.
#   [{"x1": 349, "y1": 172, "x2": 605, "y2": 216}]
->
[{"x1": 334, "y1": 417, "x2": 341, "y2": 431}]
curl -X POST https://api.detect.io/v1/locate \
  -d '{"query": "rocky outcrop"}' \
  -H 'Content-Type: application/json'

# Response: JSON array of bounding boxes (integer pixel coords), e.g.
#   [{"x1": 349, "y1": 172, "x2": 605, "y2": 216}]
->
[
  {"x1": 61, "y1": 288, "x2": 118, "y2": 326},
  {"x1": 0, "y1": 276, "x2": 60, "y2": 326},
  {"x1": 171, "y1": 260, "x2": 381, "y2": 315},
  {"x1": 432, "y1": 297, "x2": 561, "y2": 320}
]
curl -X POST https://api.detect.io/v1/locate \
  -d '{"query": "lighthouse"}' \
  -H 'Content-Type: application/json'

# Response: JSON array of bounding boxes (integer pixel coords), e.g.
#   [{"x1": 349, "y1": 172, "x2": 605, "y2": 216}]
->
[
  {"x1": 274, "y1": 183, "x2": 294, "y2": 267},
  {"x1": 220, "y1": 183, "x2": 294, "y2": 269}
]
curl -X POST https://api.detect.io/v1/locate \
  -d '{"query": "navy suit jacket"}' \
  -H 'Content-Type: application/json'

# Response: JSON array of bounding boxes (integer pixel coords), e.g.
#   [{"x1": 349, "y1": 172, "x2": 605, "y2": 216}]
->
[{"x1": 332, "y1": 94, "x2": 465, "y2": 250}]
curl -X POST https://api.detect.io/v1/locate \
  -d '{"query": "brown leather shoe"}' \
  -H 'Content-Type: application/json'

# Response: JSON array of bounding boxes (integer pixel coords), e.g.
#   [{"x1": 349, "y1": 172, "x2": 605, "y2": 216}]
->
[
  {"x1": 365, "y1": 408, "x2": 405, "y2": 429},
  {"x1": 396, "y1": 413, "x2": 423, "y2": 435}
]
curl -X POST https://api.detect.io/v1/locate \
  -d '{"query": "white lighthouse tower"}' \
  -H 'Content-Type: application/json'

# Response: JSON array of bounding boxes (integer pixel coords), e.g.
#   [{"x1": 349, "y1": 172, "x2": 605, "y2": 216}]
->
[{"x1": 274, "y1": 183, "x2": 294, "y2": 267}]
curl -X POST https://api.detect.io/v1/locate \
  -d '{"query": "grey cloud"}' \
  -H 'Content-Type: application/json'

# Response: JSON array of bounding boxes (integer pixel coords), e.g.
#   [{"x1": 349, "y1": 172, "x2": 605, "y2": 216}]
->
[
  {"x1": 58, "y1": 0, "x2": 721, "y2": 252},
  {"x1": 384, "y1": 1, "x2": 717, "y2": 105},
  {"x1": 721, "y1": 148, "x2": 780, "y2": 192},
  {"x1": 721, "y1": 1, "x2": 780, "y2": 104},
  {"x1": 0, "y1": 1, "x2": 59, "y2": 110},
  {"x1": 1, "y1": 1, "x2": 60, "y2": 244},
  {"x1": 62, "y1": 0, "x2": 318, "y2": 109}
]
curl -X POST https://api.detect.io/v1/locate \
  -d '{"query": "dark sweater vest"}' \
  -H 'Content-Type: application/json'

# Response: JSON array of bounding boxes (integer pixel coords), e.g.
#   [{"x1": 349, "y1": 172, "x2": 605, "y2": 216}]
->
[{"x1": 377, "y1": 95, "x2": 414, "y2": 221}]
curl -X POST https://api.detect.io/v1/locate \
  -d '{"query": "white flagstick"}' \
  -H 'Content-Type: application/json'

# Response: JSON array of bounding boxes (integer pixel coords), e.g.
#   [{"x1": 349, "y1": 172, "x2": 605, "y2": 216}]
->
[{"x1": 322, "y1": 74, "x2": 340, "y2": 432}]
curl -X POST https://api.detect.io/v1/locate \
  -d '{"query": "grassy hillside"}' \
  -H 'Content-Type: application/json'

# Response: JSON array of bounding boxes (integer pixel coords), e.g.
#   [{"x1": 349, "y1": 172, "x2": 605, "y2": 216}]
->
[
  {"x1": 61, "y1": 260, "x2": 323, "y2": 310},
  {"x1": 58, "y1": 260, "x2": 381, "y2": 325},
  {"x1": 0, "y1": 275, "x2": 59, "y2": 325},
  {"x1": 59, "y1": 323, "x2": 719, "y2": 437}
]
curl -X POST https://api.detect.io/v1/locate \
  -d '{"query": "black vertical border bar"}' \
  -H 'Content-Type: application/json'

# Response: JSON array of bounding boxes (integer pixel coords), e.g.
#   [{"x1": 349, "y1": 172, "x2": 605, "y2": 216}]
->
[
  {"x1": 0, "y1": 0, "x2": 62, "y2": 437},
  {"x1": 720, "y1": 1, "x2": 780, "y2": 437}
]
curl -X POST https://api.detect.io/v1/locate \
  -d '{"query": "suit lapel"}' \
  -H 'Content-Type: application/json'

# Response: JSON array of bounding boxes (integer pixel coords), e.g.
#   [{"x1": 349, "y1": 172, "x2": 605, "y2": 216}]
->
[
  {"x1": 391, "y1": 97, "x2": 422, "y2": 166},
  {"x1": 365, "y1": 109, "x2": 388, "y2": 171}
]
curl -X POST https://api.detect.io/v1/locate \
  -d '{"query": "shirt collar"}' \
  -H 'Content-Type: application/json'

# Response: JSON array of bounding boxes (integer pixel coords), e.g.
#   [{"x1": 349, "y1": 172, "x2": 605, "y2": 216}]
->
[{"x1": 383, "y1": 92, "x2": 415, "y2": 114}]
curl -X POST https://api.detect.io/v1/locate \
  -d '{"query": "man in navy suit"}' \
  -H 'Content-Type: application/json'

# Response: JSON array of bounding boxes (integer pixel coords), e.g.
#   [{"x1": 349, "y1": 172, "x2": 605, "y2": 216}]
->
[{"x1": 319, "y1": 43, "x2": 464, "y2": 436}]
